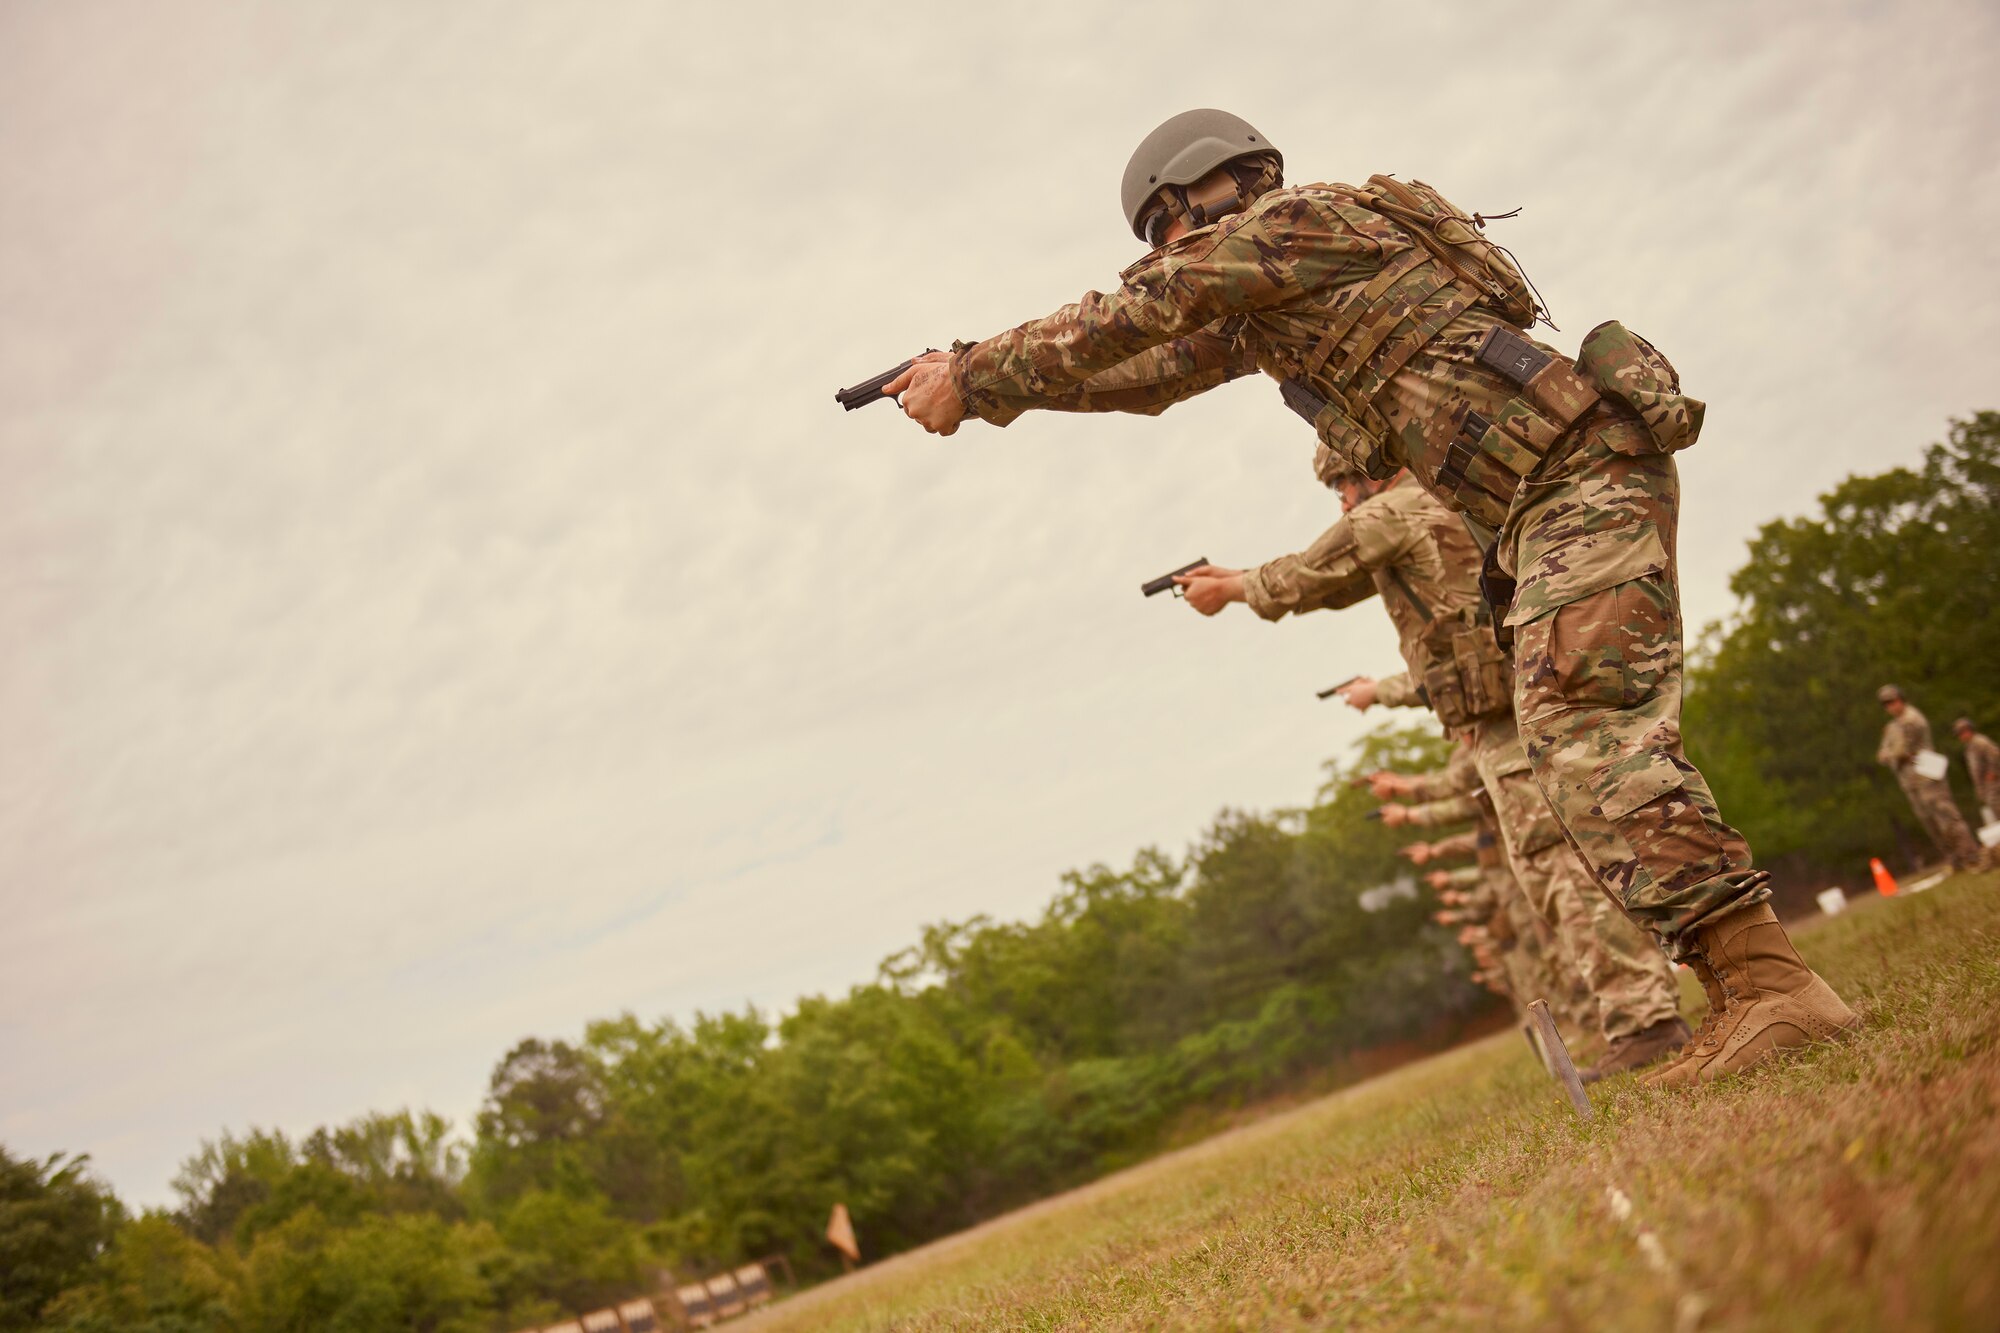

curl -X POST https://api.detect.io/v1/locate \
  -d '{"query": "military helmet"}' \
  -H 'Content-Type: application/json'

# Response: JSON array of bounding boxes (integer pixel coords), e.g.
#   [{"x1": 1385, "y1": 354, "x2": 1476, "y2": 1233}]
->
[
  {"x1": 1121, "y1": 109, "x2": 1281, "y2": 241},
  {"x1": 1313, "y1": 441, "x2": 1360, "y2": 488},
  {"x1": 1877, "y1": 684, "x2": 1905, "y2": 703},
  {"x1": 1953, "y1": 716, "x2": 1975, "y2": 732}
]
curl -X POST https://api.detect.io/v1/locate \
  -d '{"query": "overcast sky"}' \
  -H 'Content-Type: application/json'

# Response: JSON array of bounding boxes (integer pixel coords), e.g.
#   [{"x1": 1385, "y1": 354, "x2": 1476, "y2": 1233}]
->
[{"x1": 3, "y1": 0, "x2": 1996, "y2": 1206}]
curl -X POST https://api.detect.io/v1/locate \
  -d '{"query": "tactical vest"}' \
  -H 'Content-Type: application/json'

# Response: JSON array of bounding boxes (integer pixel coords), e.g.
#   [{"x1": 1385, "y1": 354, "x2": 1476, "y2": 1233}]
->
[
  {"x1": 1282, "y1": 177, "x2": 1701, "y2": 528},
  {"x1": 1371, "y1": 486, "x2": 1511, "y2": 730}
]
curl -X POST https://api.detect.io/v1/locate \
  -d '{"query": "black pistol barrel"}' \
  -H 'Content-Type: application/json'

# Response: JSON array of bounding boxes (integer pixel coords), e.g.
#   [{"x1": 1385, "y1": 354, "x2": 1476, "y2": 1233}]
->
[
  {"x1": 1141, "y1": 558, "x2": 1210, "y2": 598},
  {"x1": 1316, "y1": 675, "x2": 1361, "y2": 700},
  {"x1": 834, "y1": 358, "x2": 915, "y2": 411}
]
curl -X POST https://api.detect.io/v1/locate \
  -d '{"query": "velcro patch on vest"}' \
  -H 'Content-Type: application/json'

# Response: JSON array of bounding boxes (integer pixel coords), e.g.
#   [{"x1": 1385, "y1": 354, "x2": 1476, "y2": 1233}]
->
[{"x1": 1475, "y1": 326, "x2": 1553, "y2": 387}]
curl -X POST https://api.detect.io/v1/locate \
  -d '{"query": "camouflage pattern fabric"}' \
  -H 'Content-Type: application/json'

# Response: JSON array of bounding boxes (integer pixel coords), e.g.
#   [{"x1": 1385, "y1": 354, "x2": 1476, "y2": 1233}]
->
[
  {"x1": 1470, "y1": 709, "x2": 1678, "y2": 1040},
  {"x1": 1875, "y1": 701, "x2": 1938, "y2": 771},
  {"x1": 951, "y1": 182, "x2": 1676, "y2": 620},
  {"x1": 1401, "y1": 743, "x2": 1481, "y2": 804},
  {"x1": 1877, "y1": 703, "x2": 1983, "y2": 871},
  {"x1": 1437, "y1": 863, "x2": 1484, "y2": 890},
  {"x1": 1248, "y1": 478, "x2": 1684, "y2": 1021},
  {"x1": 1964, "y1": 730, "x2": 2000, "y2": 819},
  {"x1": 1376, "y1": 669, "x2": 1424, "y2": 710},
  {"x1": 1425, "y1": 828, "x2": 1481, "y2": 861},
  {"x1": 1510, "y1": 836, "x2": 1679, "y2": 1040},
  {"x1": 946, "y1": 169, "x2": 1770, "y2": 960},
  {"x1": 1406, "y1": 791, "x2": 1482, "y2": 828},
  {"x1": 1902, "y1": 777, "x2": 1984, "y2": 871},
  {"x1": 1477, "y1": 808, "x2": 1590, "y2": 1032}
]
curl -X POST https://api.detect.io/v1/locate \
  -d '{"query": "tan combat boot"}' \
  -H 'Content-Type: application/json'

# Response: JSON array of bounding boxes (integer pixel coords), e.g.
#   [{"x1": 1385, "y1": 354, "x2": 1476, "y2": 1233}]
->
[
  {"x1": 1581, "y1": 1016, "x2": 1692, "y2": 1084},
  {"x1": 1639, "y1": 954, "x2": 1726, "y2": 1087},
  {"x1": 1652, "y1": 903, "x2": 1858, "y2": 1088}
]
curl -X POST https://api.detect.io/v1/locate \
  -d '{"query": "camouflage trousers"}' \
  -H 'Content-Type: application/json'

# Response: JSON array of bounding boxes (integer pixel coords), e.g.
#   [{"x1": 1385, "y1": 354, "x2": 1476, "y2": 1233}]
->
[
  {"x1": 1511, "y1": 836, "x2": 1679, "y2": 1040},
  {"x1": 1509, "y1": 453, "x2": 1768, "y2": 959},
  {"x1": 1470, "y1": 714, "x2": 1681, "y2": 1039},
  {"x1": 1492, "y1": 867, "x2": 1594, "y2": 1036},
  {"x1": 1898, "y1": 773, "x2": 1984, "y2": 871},
  {"x1": 1974, "y1": 775, "x2": 2000, "y2": 827}
]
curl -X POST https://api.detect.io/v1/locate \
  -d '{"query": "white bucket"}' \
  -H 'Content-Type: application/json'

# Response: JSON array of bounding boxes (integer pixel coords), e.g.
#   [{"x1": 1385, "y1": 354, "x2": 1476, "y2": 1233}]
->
[
  {"x1": 1980, "y1": 822, "x2": 2000, "y2": 849},
  {"x1": 1913, "y1": 749, "x2": 1949, "y2": 781},
  {"x1": 1816, "y1": 887, "x2": 1847, "y2": 916}
]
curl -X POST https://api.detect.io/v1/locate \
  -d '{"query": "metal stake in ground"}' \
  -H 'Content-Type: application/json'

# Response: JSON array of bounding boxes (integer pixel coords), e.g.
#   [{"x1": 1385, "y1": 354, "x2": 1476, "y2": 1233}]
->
[{"x1": 1528, "y1": 999, "x2": 1594, "y2": 1120}]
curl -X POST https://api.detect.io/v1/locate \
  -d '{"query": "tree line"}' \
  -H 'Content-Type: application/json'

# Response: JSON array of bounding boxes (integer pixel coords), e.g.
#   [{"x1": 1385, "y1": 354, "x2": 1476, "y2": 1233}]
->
[
  {"x1": 6, "y1": 411, "x2": 1994, "y2": 1332},
  {"x1": 1683, "y1": 411, "x2": 2000, "y2": 893}
]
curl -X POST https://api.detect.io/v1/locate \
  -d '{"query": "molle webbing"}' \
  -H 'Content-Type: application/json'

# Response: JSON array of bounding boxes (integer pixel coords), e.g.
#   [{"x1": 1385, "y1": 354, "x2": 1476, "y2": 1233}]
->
[
  {"x1": 1433, "y1": 327, "x2": 1604, "y2": 528},
  {"x1": 1302, "y1": 249, "x2": 1476, "y2": 427}
]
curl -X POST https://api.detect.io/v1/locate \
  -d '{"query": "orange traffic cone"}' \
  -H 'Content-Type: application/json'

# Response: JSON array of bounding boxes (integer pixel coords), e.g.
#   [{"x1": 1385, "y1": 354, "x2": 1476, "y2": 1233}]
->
[{"x1": 1869, "y1": 857, "x2": 1899, "y2": 897}]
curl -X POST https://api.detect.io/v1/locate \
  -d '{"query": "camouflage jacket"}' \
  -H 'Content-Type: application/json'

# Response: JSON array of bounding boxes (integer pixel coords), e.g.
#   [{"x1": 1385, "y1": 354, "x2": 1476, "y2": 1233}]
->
[
  {"x1": 1375, "y1": 670, "x2": 1424, "y2": 710},
  {"x1": 1408, "y1": 791, "x2": 1482, "y2": 828},
  {"x1": 1404, "y1": 743, "x2": 1481, "y2": 805},
  {"x1": 1964, "y1": 731, "x2": 2000, "y2": 790},
  {"x1": 1877, "y1": 705, "x2": 1937, "y2": 774},
  {"x1": 950, "y1": 180, "x2": 1673, "y2": 624},
  {"x1": 1438, "y1": 863, "x2": 1484, "y2": 892},
  {"x1": 1426, "y1": 828, "x2": 1481, "y2": 862},
  {"x1": 1240, "y1": 475, "x2": 1500, "y2": 723}
]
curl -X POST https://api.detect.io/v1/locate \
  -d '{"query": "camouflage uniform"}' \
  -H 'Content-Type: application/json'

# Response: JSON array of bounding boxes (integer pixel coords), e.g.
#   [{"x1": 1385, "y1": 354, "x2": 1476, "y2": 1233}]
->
[
  {"x1": 1878, "y1": 703, "x2": 1983, "y2": 871},
  {"x1": 1402, "y1": 748, "x2": 1596, "y2": 1036},
  {"x1": 1242, "y1": 476, "x2": 1677, "y2": 1040},
  {"x1": 1961, "y1": 728, "x2": 2000, "y2": 823},
  {"x1": 950, "y1": 178, "x2": 1768, "y2": 956},
  {"x1": 1423, "y1": 828, "x2": 1481, "y2": 863}
]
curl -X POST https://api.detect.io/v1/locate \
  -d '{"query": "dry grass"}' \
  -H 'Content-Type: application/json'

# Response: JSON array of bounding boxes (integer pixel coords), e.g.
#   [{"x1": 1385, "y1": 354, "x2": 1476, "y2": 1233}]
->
[{"x1": 742, "y1": 874, "x2": 2000, "y2": 1331}]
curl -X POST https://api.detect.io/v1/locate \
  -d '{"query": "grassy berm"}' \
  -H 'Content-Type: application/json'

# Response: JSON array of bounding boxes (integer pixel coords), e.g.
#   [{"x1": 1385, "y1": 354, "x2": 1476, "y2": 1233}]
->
[{"x1": 743, "y1": 874, "x2": 2000, "y2": 1331}]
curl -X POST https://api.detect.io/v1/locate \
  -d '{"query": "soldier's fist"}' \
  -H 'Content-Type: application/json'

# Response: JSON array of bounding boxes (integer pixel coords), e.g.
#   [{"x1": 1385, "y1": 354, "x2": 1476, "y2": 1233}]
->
[
  {"x1": 886, "y1": 352, "x2": 965, "y2": 436},
  {"x1": 1336, "y1": 677, "x2": 1379, "y2": 710},
  {"x1": 1174, "y1": 565, "x2": 1246, "y2": 616},
  {"x1": 1366, "y1": 770, "x2": 1412, "y2": 801}
]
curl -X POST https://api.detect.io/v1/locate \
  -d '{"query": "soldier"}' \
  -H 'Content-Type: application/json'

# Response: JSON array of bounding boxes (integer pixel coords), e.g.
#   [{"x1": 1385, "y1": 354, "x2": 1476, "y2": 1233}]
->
[
  {"x1": 1875, "y1": 686, "x2": 1984, "y2": 872},
  {"x1": 883, "y1": 108, "x2": 1855, "y2": 1084},
  {"x1": 1182, "y1": 462, "x2": 1684, "y2": 1078},
  {"x1": 1385, "y1": 751, "x2": 1597, "y2": 1047},
  {"x1": 1952, "y1": 717, "x2": 2000, "y2": 827}
]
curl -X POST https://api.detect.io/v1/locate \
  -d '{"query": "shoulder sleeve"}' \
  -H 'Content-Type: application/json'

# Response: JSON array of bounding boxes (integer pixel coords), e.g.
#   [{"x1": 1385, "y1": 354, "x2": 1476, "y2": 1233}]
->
[
  {"x1": 1407, "y1": 792, "x2": 1481, "y2": 827},
  {"x1": 1405, "y1": 750, "x2": 1481, "y2": 803},
  {"x1": 1242, "y1": 512, "x2": 1379, "y2": 621},
  {"x1": 1375, "y1": 671, "x2": 1425, "y2": 709},
  {"x1": 1427, "y1": 828, "x2": 1480, "y2": 860},
  {"x1": 1344, "y1": 489, "x2": 1428, "y2": 573},
  {"x1": 953, "y1": 190, "x2": 1377, "y2": 424}
]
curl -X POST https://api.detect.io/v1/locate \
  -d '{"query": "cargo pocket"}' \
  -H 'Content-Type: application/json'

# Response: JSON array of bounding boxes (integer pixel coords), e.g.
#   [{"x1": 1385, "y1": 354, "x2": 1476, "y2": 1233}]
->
[
  {"x1": 1514, "y1": 574, "x2": 1678, "y2": 722},
  {"x1": 1575, "y1": 321, "x2": 1707, "y2": 457},
  {"x1": 1591, "y1": 751, "x2": 1727, "y2": 893}
]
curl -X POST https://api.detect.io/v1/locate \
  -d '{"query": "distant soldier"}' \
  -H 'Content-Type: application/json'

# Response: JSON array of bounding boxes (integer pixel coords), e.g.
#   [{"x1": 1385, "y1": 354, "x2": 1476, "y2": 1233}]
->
[
  {"x1": 1875, "y1": 686, "x2": 1983, "y2": 872},
  {"x1": 1953, "y1": 717, "x2": 2000, "y2": 827},
  {"x1": 1180, "y1": 465, "x2": 1686, "y2": 1079}
]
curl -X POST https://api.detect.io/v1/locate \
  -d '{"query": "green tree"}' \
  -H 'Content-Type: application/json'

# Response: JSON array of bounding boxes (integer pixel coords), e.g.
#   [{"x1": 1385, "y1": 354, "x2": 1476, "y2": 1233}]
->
[
  {"x1": 0, "y1": 1147, "x2": 123, "y2": 1332},
  {"x1": 231, "y1": 1208, "x2": 496, "y2": 1333},
  {"x1": 1687, "y1": 411, "x2": 2000, "y2": 879},
  {"x1": 43, "y1": 1213, "x2": 234, "y2": 1333}
]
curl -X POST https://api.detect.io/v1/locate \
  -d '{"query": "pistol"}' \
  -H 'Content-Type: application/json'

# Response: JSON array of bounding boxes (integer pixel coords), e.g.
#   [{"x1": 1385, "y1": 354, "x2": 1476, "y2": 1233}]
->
[
  {"x1": 1141, "y1": 558, "x2": 1210, "y2": 598},
  {"x1": 1316, "y1": 675, "x2": 1361, "y2": 701},
  {"x1": 835, "y1": 350, "x2": 939, "y2": 411}
]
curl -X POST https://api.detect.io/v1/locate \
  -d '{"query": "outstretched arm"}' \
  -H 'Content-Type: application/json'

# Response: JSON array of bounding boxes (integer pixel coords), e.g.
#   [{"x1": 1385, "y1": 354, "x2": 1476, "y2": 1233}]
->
[{"x1": 892, "y1": 195, "x2": 1374, "y2": 434}]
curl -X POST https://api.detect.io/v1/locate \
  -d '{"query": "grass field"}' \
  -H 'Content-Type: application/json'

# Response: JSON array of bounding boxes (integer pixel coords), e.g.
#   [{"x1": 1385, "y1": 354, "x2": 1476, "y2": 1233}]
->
[{"x1": 741, "y1": 874, "x2": 2000, "y2": 1331}]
